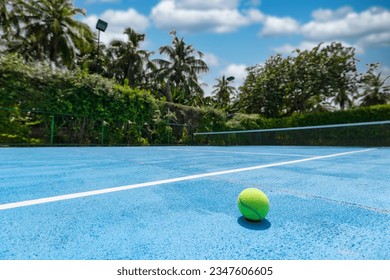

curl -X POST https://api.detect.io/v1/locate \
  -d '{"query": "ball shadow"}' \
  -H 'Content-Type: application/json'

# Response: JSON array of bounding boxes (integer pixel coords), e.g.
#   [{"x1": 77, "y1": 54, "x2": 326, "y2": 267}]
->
[{"x1": 237, "y1": 216, "x2": 271, "y2": 231}]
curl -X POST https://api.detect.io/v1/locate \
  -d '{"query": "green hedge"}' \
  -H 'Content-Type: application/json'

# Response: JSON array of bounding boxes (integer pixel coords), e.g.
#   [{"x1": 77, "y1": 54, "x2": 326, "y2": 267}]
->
[
  {"x1": 0, "y1": 54, "x2": 159, "y2": 145},
  {"x1": 158, "y1": 102, "x2": 226, "y2": 144},
  {"x1": 0, "y1": 54, "x2": 226, "y2": 145},
  {"x1": 224, "y1": 105, "x2": 390, "y2": 131}
]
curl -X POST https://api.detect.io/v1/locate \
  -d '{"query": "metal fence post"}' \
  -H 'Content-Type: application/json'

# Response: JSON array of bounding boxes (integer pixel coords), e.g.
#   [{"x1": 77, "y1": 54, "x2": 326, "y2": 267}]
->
[
  {"x1": 50, "y1": 114, "x2": 55, "y2": 145},
  {"x1": 101, "y1": 120, "x2": 105, "y2": 146}
]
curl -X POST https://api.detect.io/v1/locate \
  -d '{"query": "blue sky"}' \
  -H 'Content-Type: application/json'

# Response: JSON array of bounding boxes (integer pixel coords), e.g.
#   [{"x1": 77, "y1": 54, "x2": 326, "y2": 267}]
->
[{"x1": 75, "y1": 0, "x2": 390, "y2": 95}]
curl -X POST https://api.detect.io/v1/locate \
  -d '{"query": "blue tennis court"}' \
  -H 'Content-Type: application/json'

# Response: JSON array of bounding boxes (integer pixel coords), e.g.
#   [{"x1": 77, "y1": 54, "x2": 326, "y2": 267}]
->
[{"x1": 0, "y1": 146, "x2": 389, "y2": 260}]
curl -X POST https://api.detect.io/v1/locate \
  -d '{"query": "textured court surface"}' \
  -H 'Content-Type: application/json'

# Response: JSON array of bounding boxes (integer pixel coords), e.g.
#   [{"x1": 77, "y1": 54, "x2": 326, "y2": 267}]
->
[{"x1": 0, "y1": 146, "x2": 389, "y2": 260}]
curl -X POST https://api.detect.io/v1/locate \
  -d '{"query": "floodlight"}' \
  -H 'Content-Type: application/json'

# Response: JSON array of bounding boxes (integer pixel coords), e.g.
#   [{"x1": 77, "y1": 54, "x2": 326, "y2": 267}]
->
[
  {"x1": 96, "y1": 19, "x2": 108, "y2": 32},
  {"x1": 226, "y1": 76, "x2": 235, "y2": 81}
]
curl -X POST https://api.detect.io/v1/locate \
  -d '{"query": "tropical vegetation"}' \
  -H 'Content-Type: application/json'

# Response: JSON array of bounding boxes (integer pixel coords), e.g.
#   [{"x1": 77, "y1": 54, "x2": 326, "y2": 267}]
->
[{"x1": 1, "y1": 0, "x2": 389, "y2": 145}]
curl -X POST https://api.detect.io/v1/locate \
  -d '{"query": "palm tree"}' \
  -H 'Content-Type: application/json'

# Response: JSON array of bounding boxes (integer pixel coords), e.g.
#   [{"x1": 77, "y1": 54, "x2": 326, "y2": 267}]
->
[
  {"x1": 332, "y1": 88, "x2": 354, "y2": 110},
  {"x1": 153, "y1": 30, "x2": 209, "y2": 104},
  {"x1": 0, "y1": 0, "x2": 20, "y2": 40},
  {"x1": 212, "y1": 75, "x2": 236, "y2": 108},
  {"x1": 9, "y1": 0, "x2": 94, "y2": 67},
  {"x1": 360, "y1": 71, "x2": 390, "y2": 106},
  {"x1": 107, "y1": 28, "x2": 153, "y2": 87},
  {"x1": 0, "y1": 0, "x2": 11, "y2": 35}
]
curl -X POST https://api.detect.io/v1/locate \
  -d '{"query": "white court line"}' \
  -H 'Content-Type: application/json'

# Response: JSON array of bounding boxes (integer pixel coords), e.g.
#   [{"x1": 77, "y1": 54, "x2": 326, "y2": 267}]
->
[{"x1": 0, "y1": 148, "x2": 375, "y2": 211}]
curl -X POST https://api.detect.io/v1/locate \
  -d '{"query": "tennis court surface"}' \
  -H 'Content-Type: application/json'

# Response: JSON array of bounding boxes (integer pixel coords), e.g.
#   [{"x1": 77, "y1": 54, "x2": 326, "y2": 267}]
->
[{"x1": 0, "y1": 146, "x2": 389, "y2": 260}]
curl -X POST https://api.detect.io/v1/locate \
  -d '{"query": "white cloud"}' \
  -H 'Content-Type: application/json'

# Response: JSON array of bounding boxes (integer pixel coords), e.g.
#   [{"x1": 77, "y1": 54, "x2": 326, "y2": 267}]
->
[
  {"x1": 175, "y1": 0, "x2": 239, "y2": 10},
  {"x1": 274, "y1": 41, "x2": 320, "y2": 54},
  {"x1": 357, "y1": 32, "x2": 390, "y2": 49},
  {"x1": 261, "y1": 6, "x2": 390, "y2": 54},
  {"x1": 301, "y1": 7, "x2": 390, "y2": 42},
  {"x1": 150, "y1": 0, "x2": 264, "y2": 33},
  {"x1": 302, "y1": 6, "x2": 390, "y2": 52},
  {"x1": 311, "y1": 6, "x2": 354, "y2": 22},
  {"x1": 221, "y1": 64, "x2": 248, "y2": 87},
  {"x1": 261, "y1": 16, "x2": 300, "y2": 36},
  {"x1": 203, "y1": 53, "x2": 220, "y2": 67},
  {"x1": 83, "y1": 8, "x2": 149, "y2": 44},
  {"x1": 377, "y1": 66, "x2": 390, "y2": 86},
  {"x1": 203, "y1": 63, "x2": 248, "y2": 96},
  {"x1": 380, "y1": 66, "x2": 390, "y2": 77},
  {"x1": 274, "y1": 41, "x2": 364, "y2": 55}
]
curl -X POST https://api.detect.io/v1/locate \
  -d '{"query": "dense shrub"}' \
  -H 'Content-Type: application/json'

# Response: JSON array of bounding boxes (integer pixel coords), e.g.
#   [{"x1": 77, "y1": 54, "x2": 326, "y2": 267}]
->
[{"x1": 0, "y1": 54, "x2": 158, "y2": 145}]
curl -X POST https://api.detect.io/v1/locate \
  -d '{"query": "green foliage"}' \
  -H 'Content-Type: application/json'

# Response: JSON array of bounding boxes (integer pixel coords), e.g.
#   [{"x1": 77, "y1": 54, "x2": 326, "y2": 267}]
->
[
  {"x1": 159, "y1": 102, "x2": 226, "y2": 144},
  {"x1": 196, "y1": 105, "x2": 390, "y2": 146},
  {"x1": 4, "y1": 0, "x2": 94, "y2": 67},
  {"x1": 226, "y1": 113, "x2": 272, "y2": 130},
  {"x1": 1, "y1": 52, "x2": 389, "y2": 146},
  {"x1": 238, "y1": 42, "x2": 361, "y2": 117},
  {"x1": 0, "y1": 107, "x2": 42, "y2": 144},
  {"x1": 0, "y1": 53, "x2": 159, "y2": 145},
  {"x1": 225, "y1": 105, "x2": 390, "y2": 131},
  {"x1": 359, "y1": 63, "x2": 390, "y2": 106},
  {"x1": 106, "y1": 28, "x2": 153, "y2": 87},
  {"x1": 153, "y1": 30, "x2": 209, "y2": 105},
  {"x1": 1, "y1": 53, "x2": 221, "y2": 145},
  {"x1": 212, "y1": 75, "x2": 236, "y2": 109},
  {"x1": 2, "y1": 1, "x2": 388, "y2": 115}
]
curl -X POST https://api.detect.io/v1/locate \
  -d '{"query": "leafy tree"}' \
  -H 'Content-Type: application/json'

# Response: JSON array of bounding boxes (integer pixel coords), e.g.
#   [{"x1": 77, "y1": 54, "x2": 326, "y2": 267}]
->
[
  {"x1": 321, "y1": 43, "x2": 359, "y2": 110},
  {"x1": 238, "y1": 56, "x2": 287, "y2": 118},
  {"x1": 360, "y1": 64, "x2": 390, "y2": 106},
  {"x1": 78, "y1": 41, "x2": 109, "y2": 76},
  {"x1": 284, "y1": 45, "x2": 329, "y2": 114},
  {"x1": 238, "y1": 42, "x2": 360, "y2": 117},
  {"x1": 107, "y1": 28, "x2": 154, "y2": 87},
  {"x1": 212, "y1": 75, "x2": 236, "y2": 109},
  {"x1": 153, "y1": 30, "x2": 209, "y2": 105},
  {"x1": 0, "y1": 0, "x2": 18, "y2": 39},
  {"x1": 0, "y1": 0, "x2": 8, "y2": 30},
  {"x1": 283, "y1": 43, "x2": 358, "y2": 113},
  {"x1": 6, "y1": 0, "x2": 94, "y2": 67}
]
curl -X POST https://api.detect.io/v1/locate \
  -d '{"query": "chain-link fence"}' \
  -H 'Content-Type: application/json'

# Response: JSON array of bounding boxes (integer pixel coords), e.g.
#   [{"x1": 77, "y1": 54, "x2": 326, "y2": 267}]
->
[{"x1": 0, "y1": 107, "x2": 196, "y2": 146}]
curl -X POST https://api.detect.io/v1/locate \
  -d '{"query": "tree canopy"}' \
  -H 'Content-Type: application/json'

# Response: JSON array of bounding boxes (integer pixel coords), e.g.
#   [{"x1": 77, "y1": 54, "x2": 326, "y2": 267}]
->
[
  {"x1": 3, "y1": 0, "x2": 94, "y2": 67},
  {"x1": 0, "y1": 0, "x2": 388, "y2": 117},
  {"x1": 153, "y1": 30, "x2": 209, "y2": 105},
  {"x1": 237, "y1": 42, "x2": 389, "y2": 117}
]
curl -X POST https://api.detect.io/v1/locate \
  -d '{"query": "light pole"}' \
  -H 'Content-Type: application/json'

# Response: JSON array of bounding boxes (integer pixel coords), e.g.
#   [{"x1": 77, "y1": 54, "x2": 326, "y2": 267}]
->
[{"x1": 96, "y1": 19, "x2": 108, "y2": 74}]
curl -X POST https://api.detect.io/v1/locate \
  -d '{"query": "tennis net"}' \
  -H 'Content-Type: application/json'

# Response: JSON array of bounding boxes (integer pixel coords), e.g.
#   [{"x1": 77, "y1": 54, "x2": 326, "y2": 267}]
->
[{"x1": 193, "y1": 120, "x2": 390, "y2": 146}]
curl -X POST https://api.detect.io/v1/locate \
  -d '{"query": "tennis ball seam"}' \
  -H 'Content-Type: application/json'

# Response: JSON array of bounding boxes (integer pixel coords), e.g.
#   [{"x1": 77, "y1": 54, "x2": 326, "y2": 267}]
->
[{"x1": 238, "y1": 198, "x2": 261, "y2": 220}]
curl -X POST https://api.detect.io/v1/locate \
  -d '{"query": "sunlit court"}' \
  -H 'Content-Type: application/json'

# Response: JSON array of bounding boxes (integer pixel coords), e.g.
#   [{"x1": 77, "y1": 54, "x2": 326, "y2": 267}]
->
[{"x1": 1, "y1": 145, "x2": 389, "y2": 260}]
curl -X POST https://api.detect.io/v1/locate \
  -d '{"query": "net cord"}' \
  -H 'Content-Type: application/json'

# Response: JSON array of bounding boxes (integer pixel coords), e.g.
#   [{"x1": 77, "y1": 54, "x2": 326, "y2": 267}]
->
[{"x1": 193, "y1": 120, "x2": 390, "y2": 136}]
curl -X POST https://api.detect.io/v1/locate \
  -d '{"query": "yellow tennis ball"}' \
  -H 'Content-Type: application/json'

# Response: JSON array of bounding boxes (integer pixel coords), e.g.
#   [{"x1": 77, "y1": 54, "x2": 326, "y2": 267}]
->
[{"x1": 238, "y1": 188, "x2": 270, "y2": 221}]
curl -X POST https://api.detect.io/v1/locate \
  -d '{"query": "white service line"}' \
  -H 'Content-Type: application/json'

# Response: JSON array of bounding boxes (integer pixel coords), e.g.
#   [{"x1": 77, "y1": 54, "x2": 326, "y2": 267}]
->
[{"x1": 0, "y1": 148, "x2": 375, "y2": 211}]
